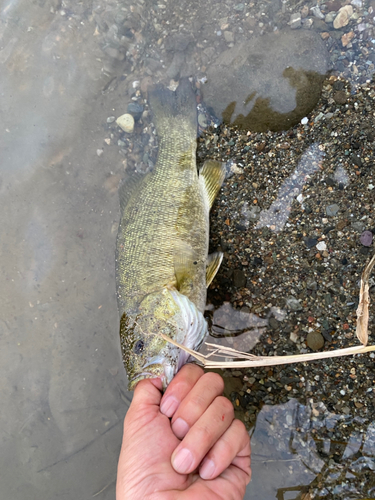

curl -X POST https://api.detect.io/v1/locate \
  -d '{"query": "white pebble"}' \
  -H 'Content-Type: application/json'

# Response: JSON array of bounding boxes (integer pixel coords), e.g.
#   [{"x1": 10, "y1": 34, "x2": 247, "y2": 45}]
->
[
  {"x1": 301, "y1": 117, "x2": 308, "y2": 125},
  {"x1": 297, "y1": 193, "x2": 304, "y2": 203},
  {"x1": 116, "y1": 114, "x2": 135, "y2": 133},
  {"x1": 316, "y1": 241, "x2": 327, "y2": 251},
  {"x1": 368, "y1": 184, "x2": 374, "y2": 190},
  {"x1": 96, "y1": 149, "x2": 104, "y2": 157}
]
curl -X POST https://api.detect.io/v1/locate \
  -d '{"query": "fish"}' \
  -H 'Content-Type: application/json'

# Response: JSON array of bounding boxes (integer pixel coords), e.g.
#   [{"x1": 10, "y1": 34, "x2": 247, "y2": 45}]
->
[{"x1": 115, "y1": 78, "x2": 226, "y2": 390}]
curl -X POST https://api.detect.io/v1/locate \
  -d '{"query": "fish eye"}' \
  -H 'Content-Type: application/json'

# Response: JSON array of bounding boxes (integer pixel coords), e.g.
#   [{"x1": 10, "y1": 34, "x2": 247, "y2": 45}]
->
[{"x1": 134, "y1": 340, "x2": 144, "y2": 354}]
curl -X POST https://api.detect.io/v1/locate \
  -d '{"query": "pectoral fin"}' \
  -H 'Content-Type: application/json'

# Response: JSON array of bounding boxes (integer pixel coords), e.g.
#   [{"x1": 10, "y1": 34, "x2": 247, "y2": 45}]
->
[
  {"x1": 118, "y1": 172, "x2": 146, "y2": 212},
  {"x1": 199, "y1": 160, "x2": 226, "y2": 209},
  {"x1": 173, "y1": 240, "x2": 197, "y2": 292},
  {"x1": 206, "y1": 252, "x2": 223, "y2": 287}
]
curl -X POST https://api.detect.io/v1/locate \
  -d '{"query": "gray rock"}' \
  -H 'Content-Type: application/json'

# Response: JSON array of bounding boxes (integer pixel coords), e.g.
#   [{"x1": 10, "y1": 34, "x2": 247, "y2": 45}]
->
[
  {"x1": 326, "y1": 204, "x2": 340, "y2": 216},
  {"x1": 233, "y1": 269, "x2": 247, "y2": 288},
  {"x1": 286, "y1": 296, "x2": 303, "y2": 311},
  {"x1": 351, "y1": 221, "x2": 365, "y2": 232},
  {"x1": 203, "y1": 30, "x2": 330, "y2": 132},
  {"x1": 289, "y1": 12, "x2": 302, "y2": 29}
]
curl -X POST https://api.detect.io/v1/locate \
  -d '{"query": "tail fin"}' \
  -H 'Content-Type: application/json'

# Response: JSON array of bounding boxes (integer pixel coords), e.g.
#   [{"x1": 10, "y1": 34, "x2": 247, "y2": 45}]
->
[{"x1": 148, "y1": 78, "x2": 197, "y2": 138}]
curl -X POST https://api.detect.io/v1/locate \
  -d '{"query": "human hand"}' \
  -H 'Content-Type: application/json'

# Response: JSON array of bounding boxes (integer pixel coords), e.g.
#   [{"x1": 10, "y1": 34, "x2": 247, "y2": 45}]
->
[{"x1": 116, "y1": 364, "x2": 251, "y2": 500}]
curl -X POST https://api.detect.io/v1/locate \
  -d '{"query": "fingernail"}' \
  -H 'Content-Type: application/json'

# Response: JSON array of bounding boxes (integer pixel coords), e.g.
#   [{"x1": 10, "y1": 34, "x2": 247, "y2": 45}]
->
[
  {"x1": 172, "y1": 418, "x2": 190, "y2": 439},
  {"x1": 160, "y1": 396, "x2": 178, "y2": 417},
  {"x1": 200, "y1": 458, "x2": 215, "y2": 480},
  {"x1": 172, "y1": 448, "x2": 194, "y2": 474}
]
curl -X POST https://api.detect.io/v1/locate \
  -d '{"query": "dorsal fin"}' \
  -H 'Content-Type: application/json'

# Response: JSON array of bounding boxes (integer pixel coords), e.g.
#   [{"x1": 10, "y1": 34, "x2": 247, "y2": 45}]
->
[
  {"x1": 118, "y1": 172, "x2": 146, "y2": 213},
  {"x1": 199, "y1": 160, "x2": 226, "y2": 209},
  {"x1": 206, "y1": 252, "x2": 223, "y2": 287}
]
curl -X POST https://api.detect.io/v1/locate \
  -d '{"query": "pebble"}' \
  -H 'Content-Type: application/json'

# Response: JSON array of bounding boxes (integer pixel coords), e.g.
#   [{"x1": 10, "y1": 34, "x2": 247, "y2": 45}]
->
[
  {"x1": 269, "y1": 317, "x2": 280, "y2": 330},
  {"x1": 333, "y1": 91, "x2": 347, "y2": 104},
  {"x1": 107, "y1": 116, "x2": 116, "y2": 123},
  {"x1": 127, "y1": 102, "x2": 144, "y2": 120},
  {"x1": 326, "y1": 204, "x2": 340, "y2": 216},
  {"x1": 310, "y1": 5, "x2": 325, "y2": 19},
  {"x1": 333, "y1": 5, "x2": 353, "y2": 29},
  {"x1": 96, "y1": 149, "x2": 104, "y2": 157},
  {"x1": 224, "y1": 31, "x2": 234, "y2": 43},
  {"x1": 301, "y1": 117, "x2": 309, "y2": 125},
  {"x1": 360, "y1": 231, "x2": 373, "y2": 247},
  {"x1": 304, "y1": 237, "x2": 318, "y2": 248},
  {"x1": 306, "y1": 331, "x2": 325, "y2": 350},
  {"x1": 316, "y1": 241, "x2": 327, "y2": 251},
  {"x1": 341, "y1": 31, "x2": 355, "y2": 47},
  {"x1": 289, "y1": 12, "x2": 302, "y2": 29},
  {"x1": 325, "y1": 12, "x2": 336, "y2": 23},
  {"x1": 116, "y1": 114, "x2": 135, "y2": 133},
  {"x1": 233, "y1": 269, "x2": 247, "y2": 288},
  {"x1": 286, "y1": 296, "x2": 303, "y2": 311}
]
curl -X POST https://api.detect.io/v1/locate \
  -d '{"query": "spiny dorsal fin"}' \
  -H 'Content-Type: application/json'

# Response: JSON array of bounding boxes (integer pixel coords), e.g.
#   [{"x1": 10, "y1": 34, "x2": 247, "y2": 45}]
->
[
  {"x1": 118, "y1": 172, "x2": 146, "y2": 213},
  {"x1": 206, "y1": 252, "x2": 223, "y2": 287},
  {"x1": 199, "y1": 160, "x2": 226, "y2": 209}
]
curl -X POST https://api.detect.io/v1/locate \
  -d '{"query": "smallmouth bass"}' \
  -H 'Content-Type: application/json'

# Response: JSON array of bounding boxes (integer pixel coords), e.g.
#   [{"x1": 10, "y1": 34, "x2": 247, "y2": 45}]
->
[{"x1": 115, "y1": 78, "x2": 226, "y2": 390}]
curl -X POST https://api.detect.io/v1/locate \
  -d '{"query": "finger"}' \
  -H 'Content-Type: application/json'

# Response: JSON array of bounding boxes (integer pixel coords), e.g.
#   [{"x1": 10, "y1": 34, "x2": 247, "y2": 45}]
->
[
  {"x1": 129, "y1": 378, "x2": 162, "y2": 414},
  {"x1": 171, "y1": 395, "x2": 234, "y2": 474},
  {"x1": 199, "y1": 419, "x2": 251, "y2": 481},
  {"x1": 171, "y1": 372, "x2": 224, "y2": 439},
  {"x1": 160, "y1": 364, "x2": 204, "y2": 418}
]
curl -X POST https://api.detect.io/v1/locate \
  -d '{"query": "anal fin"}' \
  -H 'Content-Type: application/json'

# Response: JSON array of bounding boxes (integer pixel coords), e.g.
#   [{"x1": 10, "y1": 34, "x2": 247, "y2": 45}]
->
[
  {"x1": 199, "y1": 160, "x2": 226, "y2": 209},
  {"x1": 206, "y1": 252, "x2": 223, "y2": 287}
]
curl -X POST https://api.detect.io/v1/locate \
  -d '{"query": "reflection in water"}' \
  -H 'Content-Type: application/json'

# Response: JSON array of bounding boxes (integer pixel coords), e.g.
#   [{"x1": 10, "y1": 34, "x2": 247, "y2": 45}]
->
[
  {"x1": 255, "y1": 143, "x2": 324, "y2": 233},
  {"x1": 203, "y1": 301, "x2": 268, "y2": 354},
  {"x1": 249, "y1": 399, "x2": 375, "y2": 500}
]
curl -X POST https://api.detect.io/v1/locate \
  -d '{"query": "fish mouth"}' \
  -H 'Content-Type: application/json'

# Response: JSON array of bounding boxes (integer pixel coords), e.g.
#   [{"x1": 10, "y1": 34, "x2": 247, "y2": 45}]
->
[{"x1": 128, "y1": 359, "x2": 175, "y2": 391}]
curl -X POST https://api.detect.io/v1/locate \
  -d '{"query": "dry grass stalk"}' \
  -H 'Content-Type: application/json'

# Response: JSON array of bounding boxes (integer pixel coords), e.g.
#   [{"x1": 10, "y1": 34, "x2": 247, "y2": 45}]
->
[
  {"x1": 356, "y1": 252, "x2": 375, "y2": 346},
  {"x1": 159, "y1": 252, "x2": 375, "y2": 368}
]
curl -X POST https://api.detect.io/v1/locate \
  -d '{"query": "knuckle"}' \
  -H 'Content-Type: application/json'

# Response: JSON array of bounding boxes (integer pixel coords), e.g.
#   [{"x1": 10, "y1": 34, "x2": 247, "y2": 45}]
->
[
  {"x1": 204, "y1": 372, "x2": 224, "y2": 393},
  {"x1": 216, "y1": 396, "x2": 234, "y2": 417}
]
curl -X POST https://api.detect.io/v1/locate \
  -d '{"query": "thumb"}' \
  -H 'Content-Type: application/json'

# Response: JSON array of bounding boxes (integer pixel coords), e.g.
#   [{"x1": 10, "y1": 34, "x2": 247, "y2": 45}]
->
[{"x1": 130, "y1": 378, "x2": 163, "y2": 412}]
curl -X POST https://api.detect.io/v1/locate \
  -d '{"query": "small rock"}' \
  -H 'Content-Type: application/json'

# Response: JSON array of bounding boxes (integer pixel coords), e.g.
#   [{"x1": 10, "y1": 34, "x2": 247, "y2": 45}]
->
[
  {"x1": 333, "y1": 91, "x2": 347, "y2": 104},
  {"x1": 326, "y1": 204, "x2": 340, "y2": 216},
  {"x1": 286, "y1": 296, "x2": 303, "y2": 311},
  {"x1": 107, "y1": 116, "x2": 116, "y2": 123},
  {"x1": 307, "y1": 280, "x2": 318, "y2": 291},
  {"x1": 198, "y1": 113, "x2": 208, "y2": 128},
  {"x1": 351, "y1": 221, "x2": 365, "y2": 232},
  {"x1": 301, "y1": 117, "x2": 309, "y2": 125},
  {"x1": 333, "y1": 5, "x2": 353, "y2": 29},
  {"x1": 234, "y1": 3, "x2": 245, "y2": 11},
  {"x1": 304, "y1": 237, "x2": 318, "y2": 248},
  {"x1": 224, "y1": 31, "x2": 234, "y2": 43},
  {"x1": 301, "y1": 5, "x2": 309, "y2": 18},
  {"x1": 233, "y1": 269, "x2": 247, "y2": 288},
  {"x1": 341, "y1": 31, "x2": 355, "y2": 47},
  {"x1": 352, "y1": 154, "x2": 362, "y2": 167},
  {"x1": 310, "y1": 5, "x2": 325, "y2": 19},
  {"x1": 289, "y1": 12, "x2": 302, "y2": 29},
  {"x1": 127, "y1": 102, "x2": 144, "y2": 120},
  {"x1": 96, "y1": 149, "x2": 104, "y2": 157},
  {"x1": 325, "y1": 12, "x2": 336, "y2": 23},
  {"x1": 116, "y1": 114, "x2": 135, "y2": 133},
  {"x1": 360, "y1": 231, "x2": 373, "y2": 247},
  {"x1": 336, "y1": 219, "x2": 348, "y2": 230},
  {"x1": 316, "y1": 241, "x2": 327, "y2": 251},
  {"x1": 269, "y1": 317, "x2": 279, "y2": 330},
  {"x1": 306, "y1": 331, "x2": 325, "y2": 350}
]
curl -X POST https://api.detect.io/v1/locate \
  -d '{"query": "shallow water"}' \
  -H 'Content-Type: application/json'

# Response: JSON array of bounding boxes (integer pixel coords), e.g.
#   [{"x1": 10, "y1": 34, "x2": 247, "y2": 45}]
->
[{"x1": 1, "y1": 0, "x2": 374, "y2": 499}]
